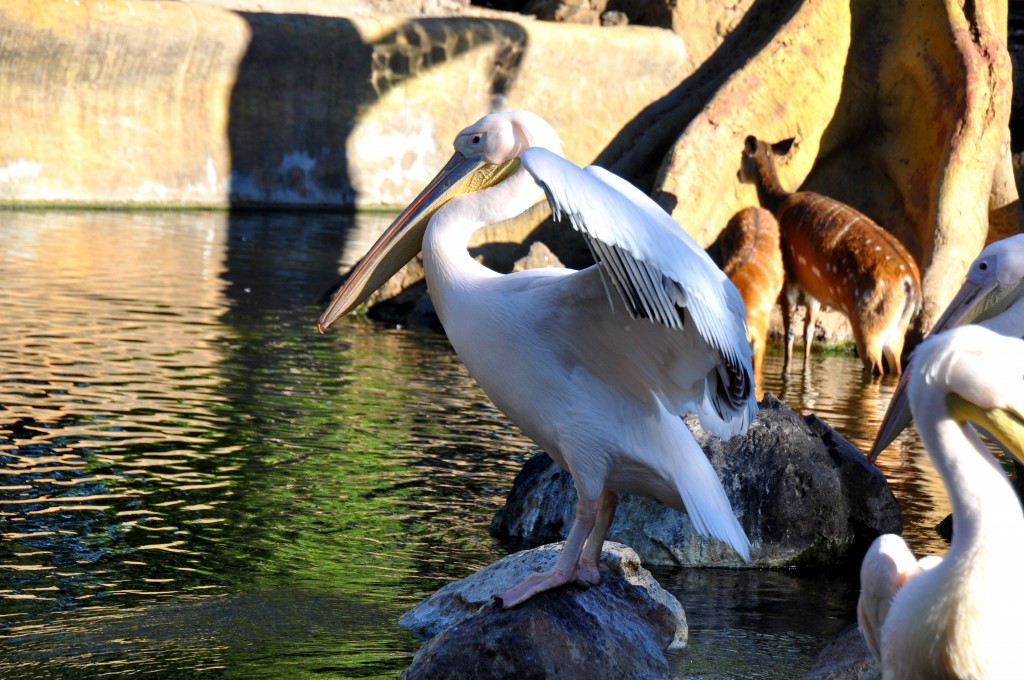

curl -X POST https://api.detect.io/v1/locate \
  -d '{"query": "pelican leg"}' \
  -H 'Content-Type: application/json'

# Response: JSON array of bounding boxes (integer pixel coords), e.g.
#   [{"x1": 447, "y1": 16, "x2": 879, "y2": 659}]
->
[
  {"x1": 576, "y1": 489, "x2": 619, "y2": 585},
  {"x1": 495, "y1": 495, "x2": 599, "y2": 608}
]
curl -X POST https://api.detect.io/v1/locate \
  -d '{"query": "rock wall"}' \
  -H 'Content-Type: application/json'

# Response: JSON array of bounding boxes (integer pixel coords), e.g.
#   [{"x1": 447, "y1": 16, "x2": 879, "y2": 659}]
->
[
  {"x1": 653, "y1": 0, "x2": 1018, "y2": 335},
  {"x1": 0, "y1": 0, "x2": 687, "y2": 208}
]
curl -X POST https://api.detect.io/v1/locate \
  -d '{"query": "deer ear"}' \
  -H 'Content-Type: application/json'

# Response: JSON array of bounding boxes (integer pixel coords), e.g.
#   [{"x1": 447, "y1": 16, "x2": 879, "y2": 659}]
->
[
  {"x1": 744, "y1": 136, "x2": 758, "y2": 154},
  {"x1": 772, "y1": 138, "x2": 796, "y2": 156}
]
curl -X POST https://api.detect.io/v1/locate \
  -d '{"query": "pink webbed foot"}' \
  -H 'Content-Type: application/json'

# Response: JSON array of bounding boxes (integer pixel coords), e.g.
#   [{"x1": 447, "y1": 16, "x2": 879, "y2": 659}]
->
[
  {"x1": 495, "y1": 558, "x2": 606, "y2": 609},
  {"x1": 495, "y1": 491, "x2": 615, "y2": 608},
  {"x1": 495, "y1": 567, "x2": 579, "y2": 609}
]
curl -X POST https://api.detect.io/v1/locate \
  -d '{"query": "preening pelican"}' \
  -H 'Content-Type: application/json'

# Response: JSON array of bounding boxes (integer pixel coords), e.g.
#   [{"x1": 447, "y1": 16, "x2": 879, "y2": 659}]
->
[
  {"x1": 857, "y1": 325, "x2": 1024, "y2": 677},
  {"x1": 870, "y1": 234, "x2": 1024, "y2": 461},
  {"x1": 318, "y1": 111, "x2": 756, "y2": 607}
]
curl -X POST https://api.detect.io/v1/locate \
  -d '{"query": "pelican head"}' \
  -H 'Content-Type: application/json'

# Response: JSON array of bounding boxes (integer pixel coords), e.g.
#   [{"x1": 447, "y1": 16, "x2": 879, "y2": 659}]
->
[
  {"x1": 930, "y1": 234, "x2": 1024, "y2": 332},
  {"x1": 317, "y1": 111, "x2": 562, "y2": 331},
  {"x1": 870, "y1": 234, "x2": 1024, "y2": 460},
  {"x1": 859, "y1": 325, "x2": 1024, "y2": 676},
  {"x1": 913, "y1": 326, "x2": 1024, "y2": 464}
]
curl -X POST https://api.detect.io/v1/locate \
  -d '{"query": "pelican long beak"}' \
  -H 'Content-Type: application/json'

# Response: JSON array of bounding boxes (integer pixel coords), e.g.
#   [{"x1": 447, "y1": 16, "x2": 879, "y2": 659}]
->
[
  {"x1": 870, "y1": 377, "x2": 913, "y2": 462},
  {"x1": 947, "y1": 392, "x2": 1024, "y2": 465},
  {"x1": 317, "y1": 153, "x2": 521, "y2": 332},
  {"x1": 869, "y1": 276, "x2": 1024, "y2": 462},
  {"x1": 931, "y1": 280, "x2": 992, "y2": 333}
]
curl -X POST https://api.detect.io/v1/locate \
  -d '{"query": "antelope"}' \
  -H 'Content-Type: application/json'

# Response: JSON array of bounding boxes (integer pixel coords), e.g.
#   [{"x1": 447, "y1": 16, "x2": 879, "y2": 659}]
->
[
  {"x1": 714, "y1": 206, "x2": 784, "y2": 391},
  {"x1": 738, "y1": 135, "x2": 921, "y2": 376}
]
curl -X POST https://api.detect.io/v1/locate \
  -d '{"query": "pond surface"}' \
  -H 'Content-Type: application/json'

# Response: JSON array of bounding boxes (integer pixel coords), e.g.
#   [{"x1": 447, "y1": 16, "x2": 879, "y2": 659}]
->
[{"x1": 0, "y1": 210, "x2": 949, "y2": 679}]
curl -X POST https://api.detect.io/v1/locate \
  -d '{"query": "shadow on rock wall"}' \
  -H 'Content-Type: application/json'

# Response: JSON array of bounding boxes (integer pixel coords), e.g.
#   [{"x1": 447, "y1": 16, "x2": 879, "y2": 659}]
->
[
  {"x1": 222, "y1": 12, "x2": 530, "y2": 328},
  {"x1": 225, "y1": 13, "x2": 528, "y2": 209}
]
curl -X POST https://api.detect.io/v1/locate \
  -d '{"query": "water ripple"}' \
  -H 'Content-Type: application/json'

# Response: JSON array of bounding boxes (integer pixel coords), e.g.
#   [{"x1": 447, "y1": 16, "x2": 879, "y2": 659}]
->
[{"x1": 0, "y1": 210, "x2": 952, "y2": 678}]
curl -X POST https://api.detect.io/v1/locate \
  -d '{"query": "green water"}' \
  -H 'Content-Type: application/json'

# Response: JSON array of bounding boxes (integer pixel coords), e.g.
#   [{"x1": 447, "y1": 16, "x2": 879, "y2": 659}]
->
[{"x1": 0, "y1": 210, "x2": 943, "y2": 678}]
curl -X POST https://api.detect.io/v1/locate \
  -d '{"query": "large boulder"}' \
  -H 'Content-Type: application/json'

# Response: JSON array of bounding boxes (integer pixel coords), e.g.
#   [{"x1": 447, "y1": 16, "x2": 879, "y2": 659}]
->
[
  {"x1": 492, "y1": 394, "x2": 902, "y2": 567},
  {"x1": 398, "y1": 542, "x2": 685, "y2": 680}
]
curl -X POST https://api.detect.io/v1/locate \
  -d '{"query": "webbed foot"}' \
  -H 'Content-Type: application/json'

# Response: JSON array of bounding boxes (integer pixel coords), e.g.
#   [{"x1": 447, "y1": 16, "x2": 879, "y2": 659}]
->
[{"x1": 495, "y1": 568, "x2": 577, "y2": 609}]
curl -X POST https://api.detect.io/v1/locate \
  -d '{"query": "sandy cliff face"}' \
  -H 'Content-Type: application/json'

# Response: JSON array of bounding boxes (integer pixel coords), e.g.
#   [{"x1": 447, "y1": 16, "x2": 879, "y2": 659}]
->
[{"x1": 0, "y1": 0, "x2": 687, "y2": 209}]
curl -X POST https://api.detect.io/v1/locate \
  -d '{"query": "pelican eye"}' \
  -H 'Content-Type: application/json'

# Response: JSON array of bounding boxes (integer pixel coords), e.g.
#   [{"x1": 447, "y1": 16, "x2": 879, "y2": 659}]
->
[
  {"x1": 471, "y1": 134, "x2": 482, "y2": 144},
  {"x1": 979, "y1": 261, "x2": 988, "y2": 271}
]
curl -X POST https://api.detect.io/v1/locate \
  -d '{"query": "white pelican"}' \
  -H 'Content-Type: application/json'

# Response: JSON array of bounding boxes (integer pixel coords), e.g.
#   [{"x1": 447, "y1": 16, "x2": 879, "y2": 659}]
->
[
  {"x1": 317, "y1": 111, "x2": 756, "y2": 607},
  {"x1": 870, "y1": 234, "x2": 1024, "y2": 461},
  {"x1": 857, "y1": 325, "x2": 1024, "y2": 677}
]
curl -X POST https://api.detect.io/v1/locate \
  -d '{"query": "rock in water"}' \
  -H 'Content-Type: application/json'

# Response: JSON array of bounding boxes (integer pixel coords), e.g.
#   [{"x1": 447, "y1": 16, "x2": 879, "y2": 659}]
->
[
  {"x1": 798, "y1": 624, "x2": 876, "y2": 680},
  {"x1": 399, "y1": 542, "x2": 685, "y2": 680},
  {"x1": 492, "y1": 394, "x2": 902, "y2": 568}
]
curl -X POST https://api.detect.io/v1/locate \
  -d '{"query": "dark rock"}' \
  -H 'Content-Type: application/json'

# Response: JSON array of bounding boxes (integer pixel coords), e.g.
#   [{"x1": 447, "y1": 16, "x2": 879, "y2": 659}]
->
[
  {"x1": 399, "y1": 542, "x2": 684, "y2": 680},
  {"x1": 798, "y1": 624, "x2": 876, "y2": 680},
  {"x1": 492, "y1": 393, "x2": 902, "y2": 567},
  {"x1": 491, "y1": 453, "x2": 577, "y2": 546}
]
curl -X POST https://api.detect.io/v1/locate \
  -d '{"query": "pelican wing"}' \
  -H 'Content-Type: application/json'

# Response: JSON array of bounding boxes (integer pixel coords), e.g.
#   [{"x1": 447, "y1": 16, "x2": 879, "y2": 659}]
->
[
  {"x1": 521, "y1": 147, "x2": 756, "y2": 437},
  {"x1": 857, "y1": 534, "x2": 938, "y2": 666}
]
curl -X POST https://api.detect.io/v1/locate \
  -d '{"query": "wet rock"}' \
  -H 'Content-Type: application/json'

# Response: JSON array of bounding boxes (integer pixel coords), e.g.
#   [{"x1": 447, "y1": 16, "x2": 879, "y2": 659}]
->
[
  {"x1": 399, "y1": 542, "x2": 684, "y2": 680},
  {"x1": 492, "y1": 394, "x2": 902, "y2": 567},
  {"x1": 798, "y1": 624, "x2": 875, "y2": 680}
]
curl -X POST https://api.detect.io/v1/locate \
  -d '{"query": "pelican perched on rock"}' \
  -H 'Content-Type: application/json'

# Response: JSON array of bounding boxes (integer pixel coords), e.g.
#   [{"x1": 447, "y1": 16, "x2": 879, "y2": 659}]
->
[
  {"x1": 870, "y1": 234, "x2": 1024, "y2": 460},
  {"x1": 317, "y1": 111, "x2": 756, "y2": 607},
  {"x1": 857, "y1": 325, "x2": 1024, "y2": 677}
]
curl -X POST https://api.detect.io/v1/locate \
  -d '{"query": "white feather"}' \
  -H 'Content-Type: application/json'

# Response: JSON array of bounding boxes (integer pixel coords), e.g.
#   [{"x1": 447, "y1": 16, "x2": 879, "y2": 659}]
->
[{"x1": 522, "y1": 146, "x2": 755, "y2": 436}]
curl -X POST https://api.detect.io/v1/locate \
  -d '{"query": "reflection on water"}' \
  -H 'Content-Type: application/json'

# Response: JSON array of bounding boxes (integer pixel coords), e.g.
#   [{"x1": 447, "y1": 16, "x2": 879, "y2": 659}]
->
[
  {"x1": 663, "y1": 567, "x2": 859, "y2": 679},
  {"x1": 761, "y1": 353, "x2": 950, "y2": 556},
  {"x1": 0, "y1": 210, "x2": 949, "y2": 678}
]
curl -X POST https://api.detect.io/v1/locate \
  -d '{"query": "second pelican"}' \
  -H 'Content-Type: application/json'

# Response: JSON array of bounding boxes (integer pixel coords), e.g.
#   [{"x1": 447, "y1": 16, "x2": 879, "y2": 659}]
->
[
  {"x1": 318, "y1": 111, "x2": 756, "y2": 607},
  {"x1": 857, "y1": 325, "x2": 1024, "y2": 677}
]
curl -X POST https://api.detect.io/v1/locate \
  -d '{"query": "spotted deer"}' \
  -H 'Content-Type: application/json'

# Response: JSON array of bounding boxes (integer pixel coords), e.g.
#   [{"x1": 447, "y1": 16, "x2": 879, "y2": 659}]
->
[
  {"x1": 715, "y1": 206, "x2": 784, "y2": 390},
  {"x1": 738, "y1": 136, "x2": 921, "y2": 376}
]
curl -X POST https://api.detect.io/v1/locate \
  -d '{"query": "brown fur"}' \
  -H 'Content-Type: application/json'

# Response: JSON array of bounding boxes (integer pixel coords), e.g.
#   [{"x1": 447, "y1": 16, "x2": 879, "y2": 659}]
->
[
  {"x1": 739, "y1": 136, "x2": 921, "y2": 376},
  {"x1": 718, "y1": 206, "x2": 784, "y2": 390}
]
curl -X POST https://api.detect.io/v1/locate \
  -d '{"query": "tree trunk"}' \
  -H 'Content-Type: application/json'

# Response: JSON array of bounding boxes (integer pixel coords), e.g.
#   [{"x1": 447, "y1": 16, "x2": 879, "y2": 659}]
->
[{"x1": 640, "y1": 0, "x2": 1018, "y2": 337}]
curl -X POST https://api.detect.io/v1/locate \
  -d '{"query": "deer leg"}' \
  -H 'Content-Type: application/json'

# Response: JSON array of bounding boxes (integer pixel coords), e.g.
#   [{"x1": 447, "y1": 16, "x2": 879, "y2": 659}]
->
[
  {"x1": 882, "y1": 341, "x2": 903, "y2": 376},
  {"x1": 751, "y1": 335, "x2": 765, "y2": 397},
  {"x1": 782, "y1": 286, "x2": 798, "y2": 377},
  {"x1": 881, "y1": 318, "x2": 907, "y2": 376},
  {"x1": 852, "y1": 325, "x2": 882, "y2": 376},
  {"x1": 803, "y1": 297, "x2": 820, "y2": 363}
]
